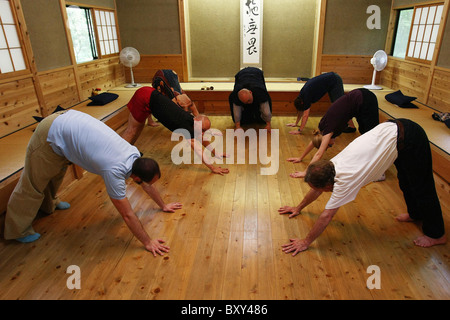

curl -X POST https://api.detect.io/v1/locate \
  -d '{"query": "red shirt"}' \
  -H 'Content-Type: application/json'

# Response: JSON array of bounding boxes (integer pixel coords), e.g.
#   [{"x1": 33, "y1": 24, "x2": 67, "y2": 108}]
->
[{"x1": 127, "y1": 87, "x2": 156, "y2": 123}]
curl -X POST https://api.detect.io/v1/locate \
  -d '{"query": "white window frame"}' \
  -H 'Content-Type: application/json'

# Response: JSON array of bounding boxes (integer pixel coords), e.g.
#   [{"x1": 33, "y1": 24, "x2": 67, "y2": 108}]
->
[
  {"x1": 0, "y1": 0, "x2": 28, "y2": 77},
  {"x1": 406, "y1": 3, "x2": 444, "y2": 63},
  {"x1": 92, "y1": 8, "x2": 119, "y2": 58}
]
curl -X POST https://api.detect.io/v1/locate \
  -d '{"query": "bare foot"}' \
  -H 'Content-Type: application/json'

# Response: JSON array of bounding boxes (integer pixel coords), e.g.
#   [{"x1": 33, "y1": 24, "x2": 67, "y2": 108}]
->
[
  {"x1": 147, "y1": 122, "x2": 160, "y2": 127},
  {"x1": 413, "y1": 235, "x2": 447, "y2": 248},
  {"x1": 395, "y1": 213, "x2": 415, "y2": 222}
]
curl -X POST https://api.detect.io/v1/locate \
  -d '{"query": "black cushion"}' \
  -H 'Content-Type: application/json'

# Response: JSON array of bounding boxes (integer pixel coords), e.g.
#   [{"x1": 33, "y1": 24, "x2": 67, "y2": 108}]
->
[
  {"x1": 385, "y1": 90, "x2": 418, "y2": 109},
  {"x1": 33, "y1": 105, "x2": 66, "y2": 122},
  {"x1": 87, "y1": 92, "x2": 119, "y2": 106},
  {"x1": 53, "y1": 105, "x2": 65, "y2": 113},
  {"x1": 33, "y1": 116, "x2": 44, "y2": 122}
]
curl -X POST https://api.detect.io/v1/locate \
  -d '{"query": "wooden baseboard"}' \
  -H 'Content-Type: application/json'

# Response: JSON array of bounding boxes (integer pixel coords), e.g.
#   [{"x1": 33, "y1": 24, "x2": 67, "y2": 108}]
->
[{"x1": 184, "y1": 88, "x2": 330, "y2": 116}]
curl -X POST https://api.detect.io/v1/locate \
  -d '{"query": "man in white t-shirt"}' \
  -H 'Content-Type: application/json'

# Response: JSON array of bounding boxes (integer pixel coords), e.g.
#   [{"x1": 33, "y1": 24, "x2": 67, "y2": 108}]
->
[
  {"x1": 279, "y1": 119, "x2": 446, "y2": 256},
  {"x1": 4, "y1": 110, "x2": 181, "y2": 256}
]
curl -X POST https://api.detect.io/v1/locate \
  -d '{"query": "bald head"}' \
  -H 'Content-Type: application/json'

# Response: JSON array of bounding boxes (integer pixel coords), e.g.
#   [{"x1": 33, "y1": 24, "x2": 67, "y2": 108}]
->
[
  {"x1": 194, "y1": 115, "x2": 211, "y2": 132},
  {"x1": 238, "y1": 89, "x2": 253, "y2": 104}
]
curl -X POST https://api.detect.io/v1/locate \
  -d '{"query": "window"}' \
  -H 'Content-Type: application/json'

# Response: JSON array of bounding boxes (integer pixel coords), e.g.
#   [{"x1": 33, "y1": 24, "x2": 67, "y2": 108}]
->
[
  {"x1": 392, "y1": 9, "x2": 413, "y2": 58},
  {"x1": 66, "y1": 5, "x2": 119, "y2": 64},
  {"x1": 407, "y1": 4, "x2": 444, "y2": 62},
  {"x1": 67, "y1": 6, "x2": 97, "y2": 63},
  {"x1": 94, "y1": 9, "x2": 119, "y2": 56},
  {"x1": 0, "y1": 0, "x2": 27, "y2": 74},
  {"x1": 392, "y1": 3, "x2": 444, "y2": 62}
]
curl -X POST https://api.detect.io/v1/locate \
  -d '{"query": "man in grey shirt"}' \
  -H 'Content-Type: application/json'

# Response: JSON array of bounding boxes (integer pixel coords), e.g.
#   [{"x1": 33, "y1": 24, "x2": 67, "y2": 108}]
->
[{"x1": 4, "y1": 110, "x2": 181, "y2": 256}]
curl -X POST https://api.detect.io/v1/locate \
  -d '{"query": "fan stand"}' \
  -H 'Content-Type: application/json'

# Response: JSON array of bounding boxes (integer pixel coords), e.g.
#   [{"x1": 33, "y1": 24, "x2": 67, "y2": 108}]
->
[
  {"x1": 364, "y1": 68, "x2": 382, "y2": 90},
  {"x1": 125, "y1": 66, "x2": 141, "y2": 88}
]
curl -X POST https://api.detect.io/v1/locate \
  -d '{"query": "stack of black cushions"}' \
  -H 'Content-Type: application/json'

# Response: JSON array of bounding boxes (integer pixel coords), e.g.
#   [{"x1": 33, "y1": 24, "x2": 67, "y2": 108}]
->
[
  {"x1": 87, "y1": 92, "x2": 119, "y2": 106},
  {"x1": 32, "y1": 92, "x2": 120, "y2": 124},
  {"x1": 385, "y1": 90, "x2": 418, "y2": 109},
  {"x1": 33, "y1": 105, "x2": 66, "y2": 122}
]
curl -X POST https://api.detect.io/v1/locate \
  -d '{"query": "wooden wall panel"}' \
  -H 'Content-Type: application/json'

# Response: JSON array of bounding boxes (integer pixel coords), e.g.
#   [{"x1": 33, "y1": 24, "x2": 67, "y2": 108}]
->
[
  {"x1": 127, "y1": 55, "x2": 184, "y2": 84},
  {"x1": 38, "y1": 58, "x2": 125, "y2": 116},
  {"x1": 39, "y1": 67, "x2": 79, "y2": 116},
  {"x1": 0, "y1": 57, "x2": 126, "y2": 138},
  {"x1": 0, "y1": 77, "x2": 40, "y2": 138},
  {"x1": 428, "y1": 68, "x2": 450, "y2": 113},
  {"x1": 184, "y1": 90, "x2": 329, "y2": 116},
  {"x1": 319, "y1": 55, "x2": 376, "y2": 84},
  {"x1": 78, "y1": 57, "x2": 125, "y2": 100},
  {"x1": 381, "y1": 58, "x2": 431, "y2": 101}
]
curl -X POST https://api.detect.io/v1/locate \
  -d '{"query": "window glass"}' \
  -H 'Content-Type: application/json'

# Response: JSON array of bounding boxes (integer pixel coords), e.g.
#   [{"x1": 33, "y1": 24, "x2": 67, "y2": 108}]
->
[
  {"x1": 67, "y1": 6, "x2": 98, "y2": 63},
  {"x1": 392, "y1": 9, "x2": 413, "y2": 58}
]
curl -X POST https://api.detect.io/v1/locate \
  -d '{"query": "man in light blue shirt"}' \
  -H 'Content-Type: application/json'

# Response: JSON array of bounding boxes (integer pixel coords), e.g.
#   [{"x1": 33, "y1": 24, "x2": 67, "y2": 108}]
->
[
  {"x1": 4, "y1": 110, "x2": 181, "y2": 256},
  {"x1": 48, "y1": 109, "x2": 140, "y2": 200}
]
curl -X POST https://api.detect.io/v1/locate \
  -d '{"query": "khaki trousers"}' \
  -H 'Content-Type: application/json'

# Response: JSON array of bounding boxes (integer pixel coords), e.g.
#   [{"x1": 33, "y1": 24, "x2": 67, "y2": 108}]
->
[{"x1": 4, "y1": 111, "x2": 70, "y2": 240}]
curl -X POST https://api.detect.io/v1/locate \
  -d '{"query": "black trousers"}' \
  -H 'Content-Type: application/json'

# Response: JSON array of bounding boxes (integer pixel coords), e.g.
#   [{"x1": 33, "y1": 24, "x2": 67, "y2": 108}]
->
[
  {"x1": 392, "y1": 119, "x2": 445, "y2": 239},
  {"x1": 356, "y1": 88, "x2": 380, "y2": 134}
]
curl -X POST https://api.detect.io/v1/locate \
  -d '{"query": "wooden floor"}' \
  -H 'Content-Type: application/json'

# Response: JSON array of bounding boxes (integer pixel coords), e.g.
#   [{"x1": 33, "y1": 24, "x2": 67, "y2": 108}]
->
[{"x1": 0, "y1": 116, "x2": 449, "y2": 300}]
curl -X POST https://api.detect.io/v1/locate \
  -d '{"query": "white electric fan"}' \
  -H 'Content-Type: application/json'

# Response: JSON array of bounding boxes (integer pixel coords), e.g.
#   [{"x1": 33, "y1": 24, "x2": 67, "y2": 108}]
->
[
  {"x1": 119, "y1": 47, "x2": 141, "y2": 88},
  {"x1": 364, "y1": 50, "x2": 388, "y2": 90}
]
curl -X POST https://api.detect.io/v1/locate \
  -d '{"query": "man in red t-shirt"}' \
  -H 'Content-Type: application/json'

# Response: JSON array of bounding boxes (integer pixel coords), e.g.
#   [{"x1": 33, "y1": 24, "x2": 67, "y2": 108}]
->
[
  {"x1": 122, "y1": 87, "x2": 229, "y2": 175},
  {"x1": 122, "y1": 86, "x2": 197, "y2": 144}
]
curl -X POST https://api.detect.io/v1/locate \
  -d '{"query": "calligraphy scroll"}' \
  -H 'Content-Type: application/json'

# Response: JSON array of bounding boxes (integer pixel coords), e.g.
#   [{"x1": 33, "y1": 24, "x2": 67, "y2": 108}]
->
[{"x1": 241, "y1": 0, "x2": 263, "y2": 68}]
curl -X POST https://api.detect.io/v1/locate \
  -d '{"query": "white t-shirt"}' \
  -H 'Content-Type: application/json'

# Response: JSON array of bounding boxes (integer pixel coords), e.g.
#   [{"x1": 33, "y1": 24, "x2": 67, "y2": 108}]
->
[
  {"x1": 47, "y1": 110, "x2": 140, "y2": 199},
  {"x1": 326, "y1": 122, "x2": 398, "y2": 210}
]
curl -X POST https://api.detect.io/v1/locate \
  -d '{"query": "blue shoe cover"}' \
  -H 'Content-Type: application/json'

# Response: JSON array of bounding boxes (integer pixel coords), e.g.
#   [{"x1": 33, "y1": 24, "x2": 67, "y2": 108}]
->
[
  {"x1": 56, "y1": 202, "x2": 71, "y2": 210},
  {"x1": 16, "y1": 233, "x2": 41, "y2": 243}
]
